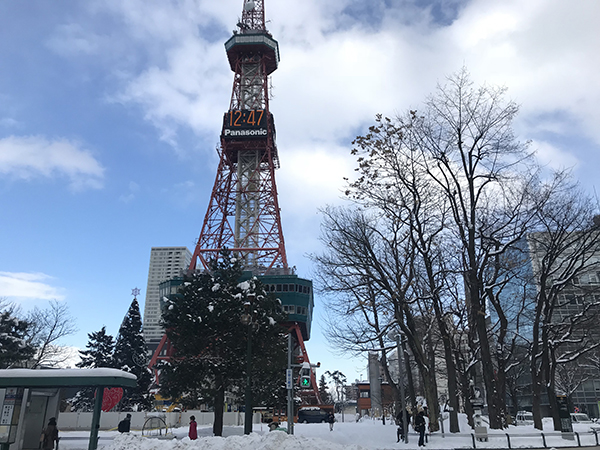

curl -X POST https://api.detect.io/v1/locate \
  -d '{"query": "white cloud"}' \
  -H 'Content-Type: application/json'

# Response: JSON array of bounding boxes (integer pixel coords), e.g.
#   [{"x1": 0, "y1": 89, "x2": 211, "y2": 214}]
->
[
  {"x1": 46, "y1": 23, "x2": 101, "y2": 56},
  {"x1": 56, "y1": 346, "x2": 83, "y2": 369},
  {"x1": 112, "y1": 37, "x2": 231, "y2": 148},
  {"x1": 0, "y1": 272, "x2": 65, "y2": 301},
  {"x1": 119, "y1": 181, "x2": 140, "y2": 203},
  {"x1": 0, "y1": 118, "x2": 20, "y2": 128},
  {"x1": 532, "y1": 140, "x2": 580, "y2": 172},
  {"x1": 0, "y1": 135, "x2": 105, "y2": 190}
]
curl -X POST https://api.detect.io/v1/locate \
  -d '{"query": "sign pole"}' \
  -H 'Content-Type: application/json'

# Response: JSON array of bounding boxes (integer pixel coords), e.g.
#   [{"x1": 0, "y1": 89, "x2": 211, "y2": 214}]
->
[{"x1": 287, "y1": 333, "x2": 294, "y2": 435}]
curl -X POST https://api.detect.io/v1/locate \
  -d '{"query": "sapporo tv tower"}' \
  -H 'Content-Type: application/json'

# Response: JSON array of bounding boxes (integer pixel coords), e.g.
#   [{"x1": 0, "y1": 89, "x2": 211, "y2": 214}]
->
[{"x1": 150, "y1": 0, "x2": 322, "y2": 407}]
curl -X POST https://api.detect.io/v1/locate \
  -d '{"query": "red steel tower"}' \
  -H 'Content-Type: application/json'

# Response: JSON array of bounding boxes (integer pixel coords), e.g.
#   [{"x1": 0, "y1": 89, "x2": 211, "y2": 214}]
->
[
  {"x1": 150, "y1": 0, "x2": 322, "y2": 407},
  {"x1": 190, "y1": 0, "x2": 287, "y2": 275}
]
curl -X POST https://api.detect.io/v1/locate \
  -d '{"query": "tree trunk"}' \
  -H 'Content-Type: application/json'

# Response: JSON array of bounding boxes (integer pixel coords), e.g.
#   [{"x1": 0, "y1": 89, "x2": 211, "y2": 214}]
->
[
  {"x1": 433, "y1": 300, "x2": 460, "y2": 432},
  {"x1": 459, "y1": 370, "x2": 475, "y2": 428},
  {"x1": 545, "y1": 349, "x2": 561, "y2": 431},
  {"x1": 444, "y1": 350, "x2": 460, "y2": 432},
  {"x1": 405, "y1": 347, "x2": 417, "y2": 410},
  {"x1": 495, "y1": 356, "x2": 508, "y2": 428},
  {"x1": 546, "y1": 384, "x2": 561, "y2": 431},
  {"x1": 421, "y1": 368, "x2": 440, "y2": 432},
  {"x1": 469, "y1": 268, "x2": 504, "y2": 429},
  {"x1": 213, "y1": 383, "x2": 225, "y2": 436},
  {"x1": 530, "y1": 343, "x2": 544, "y2": 430},
  {"x1": 425, "y1": 336, "x2": 440, "y2": 432}
]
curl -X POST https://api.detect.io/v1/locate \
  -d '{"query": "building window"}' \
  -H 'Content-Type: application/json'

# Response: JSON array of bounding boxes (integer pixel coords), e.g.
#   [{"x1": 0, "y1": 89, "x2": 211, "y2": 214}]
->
[{"x1": 360, "y1": 391, "x2": 370, "y2": 398}]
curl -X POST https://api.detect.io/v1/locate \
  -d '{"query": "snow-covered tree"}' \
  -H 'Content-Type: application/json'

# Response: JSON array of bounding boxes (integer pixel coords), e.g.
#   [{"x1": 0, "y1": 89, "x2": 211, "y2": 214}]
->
[
  {"x1": 113, "y1": 298, "x2": 153, "y2": 411},
  {"x1": 319, "y1": 375, "x2": 332, "y2": 404},
  {"x1": 0, "y1": 300, "x2": 35, "y2": 369},
  {"x1": 78, "y1": 326, "x2": 115, "y2": 368},
  {"x1": 71, "y1": 326, "x2": 115, "y2": 411},
  {"x1": 158, "y1": 252, "x2": 288, "y2": 436}
]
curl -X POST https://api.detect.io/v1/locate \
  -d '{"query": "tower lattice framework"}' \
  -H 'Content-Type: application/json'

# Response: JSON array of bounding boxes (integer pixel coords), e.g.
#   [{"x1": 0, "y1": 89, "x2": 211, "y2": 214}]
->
[
  {"x1": 150, "y1": 0, "x2": 323, "y2": 407},
  {"x1": 190, "y1": 0, "x2": 287, "y2": 275}
]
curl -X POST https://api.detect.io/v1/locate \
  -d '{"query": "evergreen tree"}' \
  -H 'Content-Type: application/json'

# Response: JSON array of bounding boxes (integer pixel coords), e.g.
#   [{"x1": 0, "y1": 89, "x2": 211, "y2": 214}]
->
[
  {"x1": 319, "y1": 374, "x2": 332, "y2": 404},
  {"x1": 71, "y1": 326, "x2": 115, "y2": 411},
  {"x1": 113, "y1": 298, "x2": 153, "y2": 411},
  {"x1": 159, "y1": 252, "x2": 288, "y2": 436},
  {"x1": 0, "y1": 301, "x2": 35, "y2": 369}
]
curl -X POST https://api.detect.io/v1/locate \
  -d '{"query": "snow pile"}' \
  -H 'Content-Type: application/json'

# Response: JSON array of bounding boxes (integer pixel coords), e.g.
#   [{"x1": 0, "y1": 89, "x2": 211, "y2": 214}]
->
[{"x1": 103, "y1": 430, "x2": 366, "y2": 450}]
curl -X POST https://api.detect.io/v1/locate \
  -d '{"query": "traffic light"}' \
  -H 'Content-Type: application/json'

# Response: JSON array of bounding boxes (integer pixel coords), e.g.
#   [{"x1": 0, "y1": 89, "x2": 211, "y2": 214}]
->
[{"x1": 300, "y1": 375, "x2": 310, "y2": 387}]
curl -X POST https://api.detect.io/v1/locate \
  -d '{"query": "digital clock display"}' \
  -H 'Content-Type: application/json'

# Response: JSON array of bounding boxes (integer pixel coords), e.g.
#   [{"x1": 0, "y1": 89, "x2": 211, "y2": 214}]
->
[{"x1": 222, "y1": 109, "x2": 269, "y2": 139}]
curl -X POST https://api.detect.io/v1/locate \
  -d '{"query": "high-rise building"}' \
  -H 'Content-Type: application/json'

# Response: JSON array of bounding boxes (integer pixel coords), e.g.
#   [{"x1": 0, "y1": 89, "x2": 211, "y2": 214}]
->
[{"x1": 142, "y1": 247, "x2": 191, "y2": 352}]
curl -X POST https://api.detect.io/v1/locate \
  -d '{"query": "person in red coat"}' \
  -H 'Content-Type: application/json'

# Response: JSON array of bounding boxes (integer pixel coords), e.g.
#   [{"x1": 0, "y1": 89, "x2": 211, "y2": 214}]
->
[{"x1": 189, "y1": 415, "x2": 198, "y2": 440}]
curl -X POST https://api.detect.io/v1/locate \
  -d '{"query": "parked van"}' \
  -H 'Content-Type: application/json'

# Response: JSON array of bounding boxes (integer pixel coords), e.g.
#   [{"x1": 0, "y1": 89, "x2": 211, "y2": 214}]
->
[
  {"x1": 570, "y1": 413, "x2": 600, "y2": 432},
  {"x1": 297, "y1": 407, "x2": 328, "y2": 424},
  {"x1": 570, "y1": 413, "x2": 593, "y2": 423},
  {"x1": 515, "y1": 411, "x2": 534, "y2": 426}
]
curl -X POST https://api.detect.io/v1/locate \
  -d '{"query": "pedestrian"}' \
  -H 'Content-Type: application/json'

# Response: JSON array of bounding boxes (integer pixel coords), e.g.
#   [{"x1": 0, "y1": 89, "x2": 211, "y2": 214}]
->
[
  {"x1": 414, "y1": 410, "x2": 426, "y2": 447},
  {"x1": 118, "y1": 413, "x2": 132, "y2": 433},
  {"x1": 40, "y1": 417, "x2": 59, "y2": 450},
  {"x1": 327, "y1": 411, "x2": 335, "y2": 431},
  {"x1": 189, "y1": 415, "x2": 198, "y2": 440}
]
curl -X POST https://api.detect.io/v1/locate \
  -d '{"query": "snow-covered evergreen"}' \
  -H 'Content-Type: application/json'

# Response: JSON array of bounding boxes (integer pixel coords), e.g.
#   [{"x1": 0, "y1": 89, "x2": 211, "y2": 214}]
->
[
  {"x1": 71, "y1": 326, "x2": 116, "y2": 411},
  {"x1": 113, "y1": 298, "x2": 153, "y2": 411},
  {"x1": 0, "y1": 304, "x2": 35, "y2": 369},
  {"x1": 158, "y1": 253, "x2": 288, "y2": 436}
]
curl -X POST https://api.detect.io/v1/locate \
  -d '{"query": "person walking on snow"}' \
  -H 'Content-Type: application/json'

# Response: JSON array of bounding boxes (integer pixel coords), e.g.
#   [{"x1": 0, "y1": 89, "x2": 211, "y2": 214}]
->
[
  {"x1": 327, "y1": 411, "x2": 335, "y2": 431},
  {"x1": 189, "y1": 415, "x2": 198, "y2": 440},
  {"x1": 414, "y1": 410, "x2": 427, "y2": 447}
]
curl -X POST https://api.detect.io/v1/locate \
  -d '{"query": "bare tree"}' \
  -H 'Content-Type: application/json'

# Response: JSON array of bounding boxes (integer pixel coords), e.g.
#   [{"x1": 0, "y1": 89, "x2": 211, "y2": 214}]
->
[
  {"x1": 313, "y1": 206, "x2": 443, "y2": 430},
  {"x1": 554, "y1": 359, "x2": 591, "y2": 412},
  {"x1": 25, "y1": 300, "x2": 78, "y2": 368},
  {"x1": 318, "y1": 68, "x2": 600, "y2": 431},
  {"x1": 527, "y1": 178, "x2": 600, "y2": 430}
]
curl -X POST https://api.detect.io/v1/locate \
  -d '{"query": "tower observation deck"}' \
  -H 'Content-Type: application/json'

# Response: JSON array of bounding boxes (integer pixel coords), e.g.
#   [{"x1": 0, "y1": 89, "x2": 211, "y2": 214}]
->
[{"x1": 150, "y1": 0, "x2": 322, "y2": 406}]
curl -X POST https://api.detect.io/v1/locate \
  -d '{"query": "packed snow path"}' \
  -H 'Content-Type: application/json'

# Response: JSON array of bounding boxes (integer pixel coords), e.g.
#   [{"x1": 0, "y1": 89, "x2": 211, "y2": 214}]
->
[{"x1": 55, "y1": 415, "x2": 600, "y2": 450}]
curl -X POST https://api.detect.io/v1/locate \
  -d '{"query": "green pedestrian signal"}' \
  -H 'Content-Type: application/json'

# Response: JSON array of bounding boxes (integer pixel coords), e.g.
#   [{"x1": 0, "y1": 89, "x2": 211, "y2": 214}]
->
[{"x1": 301, "y1": 376, "x2": 310, "y2": 387}]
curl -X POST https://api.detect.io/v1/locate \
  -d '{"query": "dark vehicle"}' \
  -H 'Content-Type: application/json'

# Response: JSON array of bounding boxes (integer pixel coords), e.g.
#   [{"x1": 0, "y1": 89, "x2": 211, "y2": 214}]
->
[{"x1": 298, "y1": 407, "x2": 329, "y2": 424}]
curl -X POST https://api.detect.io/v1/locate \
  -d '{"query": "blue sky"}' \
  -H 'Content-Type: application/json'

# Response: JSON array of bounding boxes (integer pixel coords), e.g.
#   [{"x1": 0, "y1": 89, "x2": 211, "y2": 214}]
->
[{"x1": 1, "y1": 0, "x2": 599, "y2": 384}]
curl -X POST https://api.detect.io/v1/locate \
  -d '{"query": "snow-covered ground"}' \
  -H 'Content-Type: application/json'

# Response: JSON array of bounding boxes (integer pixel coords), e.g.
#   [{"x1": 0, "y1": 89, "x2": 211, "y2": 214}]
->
[{"x1": 56, "y1": 414, "x2": 600, "y2": 450}]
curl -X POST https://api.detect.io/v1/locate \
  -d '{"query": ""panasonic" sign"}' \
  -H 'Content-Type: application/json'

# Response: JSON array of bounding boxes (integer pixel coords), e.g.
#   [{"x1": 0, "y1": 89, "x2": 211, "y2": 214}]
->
[{"x1": 223, "y1": 128, "x2": 268, "y2": 137}]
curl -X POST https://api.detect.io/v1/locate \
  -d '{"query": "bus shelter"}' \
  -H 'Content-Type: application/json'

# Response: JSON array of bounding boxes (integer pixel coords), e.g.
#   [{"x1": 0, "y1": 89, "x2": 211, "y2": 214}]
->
[{"x1": 0, "y1": 368, "x2": 137, "y2": 450}]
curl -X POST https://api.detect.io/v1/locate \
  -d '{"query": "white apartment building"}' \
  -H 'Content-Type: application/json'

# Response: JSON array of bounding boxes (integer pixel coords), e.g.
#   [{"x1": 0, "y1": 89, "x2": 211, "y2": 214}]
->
[{"x1": 143, "y1": 246, "x2": 191, "y2": 351}]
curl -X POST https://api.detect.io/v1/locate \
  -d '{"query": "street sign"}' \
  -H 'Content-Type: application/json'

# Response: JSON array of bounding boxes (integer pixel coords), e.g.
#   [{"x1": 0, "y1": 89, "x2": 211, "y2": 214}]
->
[{"x1": 286, "y1": 369, "x2": 293, "y2": 390}]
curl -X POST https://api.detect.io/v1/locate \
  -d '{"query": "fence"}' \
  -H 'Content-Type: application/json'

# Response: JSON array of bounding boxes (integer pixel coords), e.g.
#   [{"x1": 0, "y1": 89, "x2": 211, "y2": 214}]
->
[
  {"x1": 58, "y1": 410, "x2": 261, "y2": 431},
  {"x1": 427, "y1": 430, "x2": 600, "y2": 449}
]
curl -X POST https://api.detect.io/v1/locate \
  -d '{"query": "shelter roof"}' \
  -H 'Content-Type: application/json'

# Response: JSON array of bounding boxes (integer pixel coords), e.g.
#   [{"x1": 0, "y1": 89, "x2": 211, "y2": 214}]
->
[{"x1": 0, "y1": 368, "x2": 137, "y2": 388}]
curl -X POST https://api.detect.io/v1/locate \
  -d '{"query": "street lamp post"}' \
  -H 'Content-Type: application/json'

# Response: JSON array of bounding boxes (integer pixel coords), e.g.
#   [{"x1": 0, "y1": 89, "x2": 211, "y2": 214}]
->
[{"x1": 398, "y1": 333, "x2": 408, "y2": 443}]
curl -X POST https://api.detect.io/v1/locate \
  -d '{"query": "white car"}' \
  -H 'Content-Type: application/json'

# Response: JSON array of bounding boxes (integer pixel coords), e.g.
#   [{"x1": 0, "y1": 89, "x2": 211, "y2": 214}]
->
[
  {"x1": 570, "y1": 413, "x2": 600, "y2": 432},
  {"x1": 515, "y1": 411, "x2": 534, "y2": 426}
]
